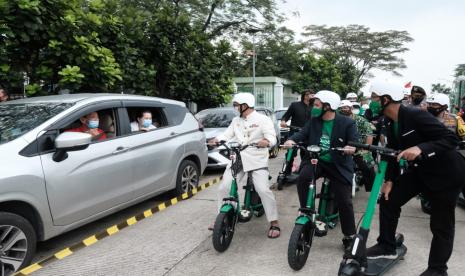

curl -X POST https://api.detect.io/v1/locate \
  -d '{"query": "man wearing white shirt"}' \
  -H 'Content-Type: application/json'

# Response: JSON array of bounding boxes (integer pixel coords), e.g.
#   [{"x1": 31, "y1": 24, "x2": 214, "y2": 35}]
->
[{"x1": 209, "y1": 93, "x2": 280, "y2": 238}]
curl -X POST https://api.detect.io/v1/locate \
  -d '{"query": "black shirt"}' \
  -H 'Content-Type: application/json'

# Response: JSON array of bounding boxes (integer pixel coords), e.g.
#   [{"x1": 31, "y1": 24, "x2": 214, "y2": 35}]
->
[{"x1": 281, "y1": 101, "x2": 312, "y2": 128}]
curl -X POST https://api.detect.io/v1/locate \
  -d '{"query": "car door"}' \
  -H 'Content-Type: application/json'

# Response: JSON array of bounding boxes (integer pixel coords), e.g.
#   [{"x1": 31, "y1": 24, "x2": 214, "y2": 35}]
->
[
  {"x1": 40, "y1": 101, "x2": 135, "y2": 226},
  {"x1": 121, "y1": 101, "x2": 183, "y2": 199}
]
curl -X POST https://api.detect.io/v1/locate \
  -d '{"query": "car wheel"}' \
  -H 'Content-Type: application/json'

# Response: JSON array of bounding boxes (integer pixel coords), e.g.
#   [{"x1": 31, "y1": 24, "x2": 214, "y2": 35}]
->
[
  {"x1": 0, "y1": 212, "x2": 36, "y2": 275},
  {"x1": 175, "y1": 160, "x2": 200, "y2": 195},
  {"x1": 269, "y1": 145, "x2": 279, "y2": 159}
]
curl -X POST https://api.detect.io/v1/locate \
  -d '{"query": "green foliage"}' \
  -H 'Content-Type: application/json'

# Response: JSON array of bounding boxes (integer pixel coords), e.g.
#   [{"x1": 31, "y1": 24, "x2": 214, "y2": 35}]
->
[
  {"x1": 431, "y1": 83, "x2": 452, "y2": 94},
  {"x1": 302, "y1": 24, "x2": 413, "y2": 87},
  {"x1": 455, "y1": 64, "x2": 465, "y2": 77}
]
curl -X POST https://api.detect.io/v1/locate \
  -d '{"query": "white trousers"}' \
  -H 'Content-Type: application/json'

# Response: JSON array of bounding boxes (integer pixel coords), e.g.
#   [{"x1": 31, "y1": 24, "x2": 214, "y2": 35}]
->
[{"x1": 217, "y1": 164, "x2": 279, "y2": 222}]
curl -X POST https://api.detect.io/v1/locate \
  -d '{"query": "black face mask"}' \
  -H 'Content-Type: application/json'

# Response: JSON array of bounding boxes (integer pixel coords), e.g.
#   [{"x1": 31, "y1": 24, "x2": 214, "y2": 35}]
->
[
  {"x1": 339, "y1": 110, "x2": 351, "y2": 116},
  {"x1": 412, "y1": 96, "x2": 425, "y2": 105},
  {"x1": 427, "y1": 106, "x2": 446, "y2": 117}
]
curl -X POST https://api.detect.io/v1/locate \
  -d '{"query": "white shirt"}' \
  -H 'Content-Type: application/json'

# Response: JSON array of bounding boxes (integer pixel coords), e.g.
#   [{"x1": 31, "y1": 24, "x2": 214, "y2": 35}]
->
[
  {"x1": 130, "y1": 121, "x2": 156, "y2": 132},
  {"x1": 216, "y1": 110, "x2": 276, "y2": 172}
]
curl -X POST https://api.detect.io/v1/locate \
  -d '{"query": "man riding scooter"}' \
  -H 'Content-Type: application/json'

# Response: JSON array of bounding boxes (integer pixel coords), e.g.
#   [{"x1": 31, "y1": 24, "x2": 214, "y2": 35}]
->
[
  {"x1": 284, "y1": 90, "x2": 358, "y2": 252},
  {"x1": 208, "y1": 93, "x2": 281, "y2": 239}
]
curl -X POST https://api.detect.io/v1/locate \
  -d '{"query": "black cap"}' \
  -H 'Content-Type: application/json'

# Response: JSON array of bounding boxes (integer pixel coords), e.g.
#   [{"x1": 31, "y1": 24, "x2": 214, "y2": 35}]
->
[{"x1": 411, "y1": 85, "x2": 426, "y2": 95}]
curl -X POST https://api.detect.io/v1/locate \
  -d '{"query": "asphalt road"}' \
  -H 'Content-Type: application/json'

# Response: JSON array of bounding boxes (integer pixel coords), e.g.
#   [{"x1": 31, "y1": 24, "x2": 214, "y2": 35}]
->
[{"x1": 28, "y1": 151, "x2": 465, "y2": 276}]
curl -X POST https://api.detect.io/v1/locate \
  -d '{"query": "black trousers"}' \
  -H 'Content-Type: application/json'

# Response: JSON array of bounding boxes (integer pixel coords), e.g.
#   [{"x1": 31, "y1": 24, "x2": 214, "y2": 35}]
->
[
  {"x1": 297, "y1": 160, "x2": 356, "y2": 236},
  {"x1": 353, "y1": 155, "x2": 375, "y2": 191},
  {"x1": 377, "y1": 171, "x2": 460, "y2": 272}
]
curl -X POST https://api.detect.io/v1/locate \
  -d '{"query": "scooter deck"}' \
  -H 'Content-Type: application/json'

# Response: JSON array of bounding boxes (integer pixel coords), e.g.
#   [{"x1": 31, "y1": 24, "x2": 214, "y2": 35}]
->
[{"x1": 364, "y1": 245, "x2": 407, "y2": 276}]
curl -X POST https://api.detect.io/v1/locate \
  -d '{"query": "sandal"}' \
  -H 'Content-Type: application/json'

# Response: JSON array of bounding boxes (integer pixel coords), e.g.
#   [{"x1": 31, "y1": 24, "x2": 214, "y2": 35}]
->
[{"x1": 267, "y1": 225, "x2": 281, "y2": 239}]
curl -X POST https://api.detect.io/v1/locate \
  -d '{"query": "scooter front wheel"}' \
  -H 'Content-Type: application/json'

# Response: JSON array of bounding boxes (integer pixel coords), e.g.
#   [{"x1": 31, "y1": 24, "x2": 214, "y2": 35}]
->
[
  {"x1": 212, "y1": 211, "x2": 236, "y2": 252},
  {"x1": 287, "y1": 223, "x2": 314, "y2": 271}
]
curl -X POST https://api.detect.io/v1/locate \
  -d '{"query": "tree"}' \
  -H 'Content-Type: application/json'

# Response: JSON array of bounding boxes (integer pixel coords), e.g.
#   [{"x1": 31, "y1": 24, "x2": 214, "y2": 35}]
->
[
  {"x1": 302, "y1": 24, "x2": 413, "y2": 88},
  {"x1": 180, "y1": 0, "x2": 282, "y2": 38},
  {"x1": 455, "y1": 64, "x2": 465, "y2": 77},
  {"x1": 431, "y1": 83, "x2": 452, "y2": 94}
]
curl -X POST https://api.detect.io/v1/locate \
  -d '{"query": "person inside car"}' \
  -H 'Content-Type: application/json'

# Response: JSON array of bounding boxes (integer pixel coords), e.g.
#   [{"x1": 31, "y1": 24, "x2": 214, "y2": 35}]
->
[
  {"x1": 131, "y1": 110, "x2": 157, "y2": 132},
  {"x1": 67, "y1": 111, "x2": 107, "y2": 141}
]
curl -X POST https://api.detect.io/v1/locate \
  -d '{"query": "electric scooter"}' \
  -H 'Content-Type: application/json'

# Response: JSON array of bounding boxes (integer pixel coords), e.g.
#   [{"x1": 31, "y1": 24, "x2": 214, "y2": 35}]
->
[
  {"x1": 287, "y1": 144, "x2": 344, "y2": 270},
  {"x1": 338, "y1": 142, "x2": 414, "y2": 276},
  {"x1": 277, "y1": 126, "x2": 302, "y2": 190},
  {"x1": 211, "y1": 141, "x2": 266, "y2": 252}
]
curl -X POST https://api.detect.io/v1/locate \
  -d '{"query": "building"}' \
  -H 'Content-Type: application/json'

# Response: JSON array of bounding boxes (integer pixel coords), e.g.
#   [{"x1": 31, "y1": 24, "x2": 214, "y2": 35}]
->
[{"x1": 233, "y1": 76, "x2": 299, "y2": 110}]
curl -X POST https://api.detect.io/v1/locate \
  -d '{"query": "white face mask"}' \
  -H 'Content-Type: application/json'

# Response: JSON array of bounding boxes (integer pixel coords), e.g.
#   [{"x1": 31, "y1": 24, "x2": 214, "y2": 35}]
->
[{"x1": 352, "y1": 108, "x2": 360, "y2": 115}]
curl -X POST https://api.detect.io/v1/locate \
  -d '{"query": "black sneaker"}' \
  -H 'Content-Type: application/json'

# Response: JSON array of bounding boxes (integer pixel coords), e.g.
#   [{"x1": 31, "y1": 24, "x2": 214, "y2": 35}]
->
[
  {"x1": 366, "y1": 243, "x2": 398, "y2": 260},
  {"x1": 419, "y1": 268, "x2": 448, "y2": 276},
  {"x1": 342, "y1": 236, "x2": 353, "y2": 252}
]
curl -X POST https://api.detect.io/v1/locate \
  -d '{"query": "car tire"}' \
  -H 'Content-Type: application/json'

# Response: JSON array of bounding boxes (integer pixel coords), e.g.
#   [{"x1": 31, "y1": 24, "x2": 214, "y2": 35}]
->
[
  {"x1": 0, "y1": 212, "x2": 37, "y2": 275},
  {"x1": 175, "y1": 160, "x2": 200, "y2": 195}
]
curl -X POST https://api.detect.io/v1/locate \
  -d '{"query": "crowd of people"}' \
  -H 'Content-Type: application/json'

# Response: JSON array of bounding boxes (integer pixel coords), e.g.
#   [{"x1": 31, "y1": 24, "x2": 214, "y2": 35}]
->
[{"x1": 209, "y1": 81, "x2": 465, "y2": 276}]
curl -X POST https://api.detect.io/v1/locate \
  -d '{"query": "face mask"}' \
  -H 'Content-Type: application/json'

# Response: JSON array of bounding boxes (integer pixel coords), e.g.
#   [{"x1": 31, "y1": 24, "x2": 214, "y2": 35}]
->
[
  {"x1": 352, "y1": 108, "x2": 360, "y2": 115},
  {"x1": 369, "y1": 101, "x2": 381, "y2": 116},
  {"x1": 87, "y1": 120, "x2": 99, "y2": 129},
  {"x1": 412, "y1": 96, "x2": 424, "y2": 105},
  {"x1": 143, "y1": 119, "x2": 152, "y2": 128},
  {"x1": 234, "y1": 106, "x2": 240, "y2": 113},
  {"x1": 311, "y1": 107, "x2": 322, "y2": 117},
  {"x1": 340, "y1": 110, "x2": 351, "y2": 116},
  {"x1": 427, "y1": 106, "x2": 445, "y2": 117}
]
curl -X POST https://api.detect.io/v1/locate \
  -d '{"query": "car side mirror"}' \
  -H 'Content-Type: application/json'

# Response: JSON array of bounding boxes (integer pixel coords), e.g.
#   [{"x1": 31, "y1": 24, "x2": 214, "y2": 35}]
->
[{"x1": 53, "y1": 132, "x2": 92, "y2": 162}]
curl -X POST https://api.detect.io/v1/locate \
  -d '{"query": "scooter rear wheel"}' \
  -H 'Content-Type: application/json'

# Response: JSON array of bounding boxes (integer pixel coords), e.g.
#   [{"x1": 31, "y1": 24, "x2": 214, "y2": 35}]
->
[
  {"x1": 212, "y1": 211, "x2": 235, "y2": 252},
  {"x1": 288, "y1": 223, "x2": 314, "y2": 271}
]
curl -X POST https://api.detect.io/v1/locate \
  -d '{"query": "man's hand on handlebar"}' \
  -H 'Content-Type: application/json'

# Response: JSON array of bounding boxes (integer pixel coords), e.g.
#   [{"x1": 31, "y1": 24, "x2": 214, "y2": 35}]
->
[
  {"x1": 283, "y1": 140, "x2": 296, "y2": 149},
  {"x1": 342, "y1": 145, "x2": 356, "y2": 155},
  {"x1": 397, "y1": 146, "x2": 422, "y2": 162},
  {"x1": 257, "y1": 138, "x2": 270, "y2": 148}
]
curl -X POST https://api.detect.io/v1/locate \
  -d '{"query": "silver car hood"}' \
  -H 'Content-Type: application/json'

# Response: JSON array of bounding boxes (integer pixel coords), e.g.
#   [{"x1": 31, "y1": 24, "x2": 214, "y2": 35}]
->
[{"x1": 204, "y1": 128, "x2": 227, "y2": 139}]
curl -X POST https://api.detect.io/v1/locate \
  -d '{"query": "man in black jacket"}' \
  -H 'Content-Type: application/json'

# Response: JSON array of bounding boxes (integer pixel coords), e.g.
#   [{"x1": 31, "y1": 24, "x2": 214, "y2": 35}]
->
[
  {"x1": 284, "y1": 90, "x2": 358, "y2": 252},
  {"x1": 365, "y1": 81, "x2": 465, "y2": 276},
  {"x1": 280, "y1": 89, "x2": 314, "y2": 132}
]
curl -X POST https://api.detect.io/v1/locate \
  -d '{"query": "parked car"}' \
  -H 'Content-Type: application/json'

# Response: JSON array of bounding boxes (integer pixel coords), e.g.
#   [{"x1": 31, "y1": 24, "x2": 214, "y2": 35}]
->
[
  {"x1": 195, "y1": 106, "x2": 280, "y2": 169},
  {"x1": 0, "y1": 94, "x2": 207, "y2": 274},
  {"x1": 275, "y1": 108, "x2": 290, "y2": 144}
]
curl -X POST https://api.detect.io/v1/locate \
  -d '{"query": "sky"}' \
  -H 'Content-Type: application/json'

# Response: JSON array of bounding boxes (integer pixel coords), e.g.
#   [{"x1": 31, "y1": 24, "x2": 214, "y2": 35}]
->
[{"x1": 277, "y1": 0, "x2": 465, "y2": 95}]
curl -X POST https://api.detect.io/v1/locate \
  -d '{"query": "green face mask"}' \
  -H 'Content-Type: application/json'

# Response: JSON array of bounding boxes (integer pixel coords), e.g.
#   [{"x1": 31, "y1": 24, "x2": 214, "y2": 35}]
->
[
  {"x1": 311, "y1": 107, "x2": 322, "y2": 117},
  {"x1": 369, "y1": 101, "x2": 381, "y2": 116}
]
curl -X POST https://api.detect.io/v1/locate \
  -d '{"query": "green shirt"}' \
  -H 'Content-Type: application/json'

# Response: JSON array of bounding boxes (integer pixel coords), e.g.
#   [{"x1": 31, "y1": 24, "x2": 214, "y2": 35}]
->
[{"x1": 319, "y1": 120, "x2": 334, "y2": 162}]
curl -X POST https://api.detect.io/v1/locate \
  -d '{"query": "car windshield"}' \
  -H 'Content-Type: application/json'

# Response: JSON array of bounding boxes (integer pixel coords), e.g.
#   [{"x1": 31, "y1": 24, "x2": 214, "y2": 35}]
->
[
  {"x1": 275, "y1": 110, "x2": 287, "y2": 120},
  {"x1": 0, "y1": 103, "x2": 72, "y2": 145},
  {"x1": 196, "y1": 109, "x2": 238, "y2": 128}
]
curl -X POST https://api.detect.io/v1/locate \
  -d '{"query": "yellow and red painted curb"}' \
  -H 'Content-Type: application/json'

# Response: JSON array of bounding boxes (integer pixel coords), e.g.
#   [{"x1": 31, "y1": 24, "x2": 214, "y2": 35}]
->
[{"x1": 15, "y1": 177, "x2": 222, "y2": 276}]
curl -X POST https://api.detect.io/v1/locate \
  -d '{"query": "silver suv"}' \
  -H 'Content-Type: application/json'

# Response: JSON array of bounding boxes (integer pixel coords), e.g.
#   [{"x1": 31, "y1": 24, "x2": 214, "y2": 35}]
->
[{"x1": 0, "y1": 94, "x2": 207, "y2": 274}]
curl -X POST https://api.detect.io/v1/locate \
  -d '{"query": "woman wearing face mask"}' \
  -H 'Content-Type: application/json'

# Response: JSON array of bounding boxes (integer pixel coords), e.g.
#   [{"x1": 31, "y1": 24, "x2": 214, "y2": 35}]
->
[{"x1": 131, "y1": 110, "x2": 157, "y2": 132}]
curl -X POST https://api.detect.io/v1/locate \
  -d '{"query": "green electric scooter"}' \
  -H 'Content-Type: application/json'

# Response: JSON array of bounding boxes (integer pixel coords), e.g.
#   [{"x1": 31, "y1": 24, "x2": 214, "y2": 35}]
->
[
  {"x1": 212, "y1": 141, "x2": 266, "y2": 252},
  {"x1": 338, "y1": 142, "x2": 414, "y2": 276},
  {"x1": 277, "y1": 126, "x2": 302, "y2": 190},
  {"x1": 287, "y1": 144, "x2": 344, "y2": 271}
]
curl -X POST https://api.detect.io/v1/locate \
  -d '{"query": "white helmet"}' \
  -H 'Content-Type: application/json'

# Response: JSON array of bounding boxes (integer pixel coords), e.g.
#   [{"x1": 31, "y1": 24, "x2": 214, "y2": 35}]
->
[
  {"x1": 369, "y1": 80, "x2": 404, "y2": 101},
  {"x1": 232, "y1": 92, "x2": 255, "y2": 107},
  {"x1": 346, "y1": 92, "x2": 358, "y2": 100},
  {"x1": 315, "y1": 90, "x2": 341, "y2": 110},
  {"x1": 339, "y1": 100, "x2": 353, "y2": 108},
  {"x1": 427, "y1": 93, "x2": 449, "y2": 106}
]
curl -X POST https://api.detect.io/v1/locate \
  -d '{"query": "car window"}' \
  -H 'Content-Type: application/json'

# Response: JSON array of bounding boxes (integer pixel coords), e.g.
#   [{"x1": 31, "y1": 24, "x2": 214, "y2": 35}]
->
[
  {"x1": 275, "y1": 110, "x2": 287, "y2": 120},
  {"x1": 126, "y1": 106, "x2": 166, "y2": 133},
  {"x1": 0, "y1": 103, "x2": 72, "y2": 145},
  {"x1": 195, "y1": 109, "x2": 237, "y2": 128},
  {"x1": 62, "y1": 108, "x2": 118, "y2": 142}
]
